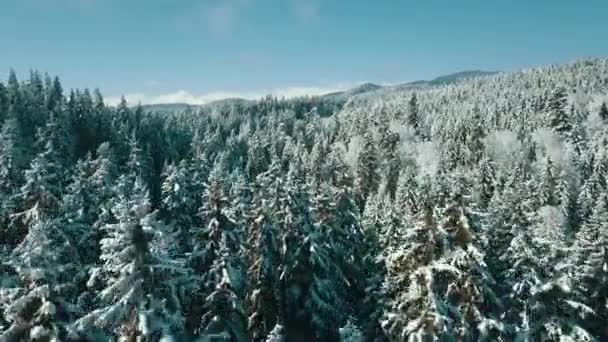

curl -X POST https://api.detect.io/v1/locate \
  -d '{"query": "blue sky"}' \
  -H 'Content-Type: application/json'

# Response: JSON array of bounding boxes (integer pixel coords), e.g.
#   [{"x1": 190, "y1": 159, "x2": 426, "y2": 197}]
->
[{"x1": 1, "y1": 0, "x2": 607, "y2": 104}]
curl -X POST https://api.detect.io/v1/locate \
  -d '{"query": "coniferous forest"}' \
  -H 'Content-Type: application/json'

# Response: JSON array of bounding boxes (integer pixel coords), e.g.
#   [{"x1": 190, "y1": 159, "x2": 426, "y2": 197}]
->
[{"x1": 1, "y1": 59, "x2": 608, "y2": 341}]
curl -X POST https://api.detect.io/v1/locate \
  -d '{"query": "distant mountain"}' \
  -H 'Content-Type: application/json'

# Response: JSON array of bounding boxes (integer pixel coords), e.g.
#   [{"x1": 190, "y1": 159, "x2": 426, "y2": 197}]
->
[
  {"x1": 425, "y1": 70, "x2": 500, "y2": 85},
  {"x1": 321, "y1": 70, "x2": 500, "y2": 102},
  {"x1": 140, "y1": 70, "x2": 500, "y2": 112},
  {"x1": 140, "y1": 103, "x2": 202, "y2": 114}
]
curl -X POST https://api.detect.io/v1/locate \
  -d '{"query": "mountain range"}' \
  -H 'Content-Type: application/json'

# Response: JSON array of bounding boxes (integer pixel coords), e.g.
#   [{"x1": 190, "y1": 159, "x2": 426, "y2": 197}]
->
[{"x1": 140, "y1": 70, "x2": 499, "y2": 113}]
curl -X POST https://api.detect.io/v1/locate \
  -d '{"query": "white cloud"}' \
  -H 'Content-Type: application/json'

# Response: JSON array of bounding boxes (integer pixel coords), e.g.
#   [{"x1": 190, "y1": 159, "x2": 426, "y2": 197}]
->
[{"x1": 106, "y1": 82, "x2": 359, "y2": 106}]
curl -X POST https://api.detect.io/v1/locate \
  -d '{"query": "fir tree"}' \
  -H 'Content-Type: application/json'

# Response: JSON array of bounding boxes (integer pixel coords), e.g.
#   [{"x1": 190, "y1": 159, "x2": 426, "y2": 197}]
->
[
  {"x1": 570, "y1": 196, "x2": 608, "y2": 339},
  {"x1": 160, "y1": 160, "x2": 199, "y2": 255},
  {"x1": 73, "y1": 177, "x2": 192, "y2": 339},
  {"x1": 408, "y1": 92, "x2": 420, "y2": 136},
  {"x1": 548, "y1": 87, "x2": 571, "y2": 136},
  {"x1": 599, "y1": 102, "x2": 608, "y2": 122},
  {"x1": 355, "y1": 132, "x2": 380, "y2": 210}
]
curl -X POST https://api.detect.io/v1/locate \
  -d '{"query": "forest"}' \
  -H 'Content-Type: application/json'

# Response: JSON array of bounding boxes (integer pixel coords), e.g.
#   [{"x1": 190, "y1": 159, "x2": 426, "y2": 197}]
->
[{"x1": 1, "y1": 59, "x2": 608, "y2": 341}]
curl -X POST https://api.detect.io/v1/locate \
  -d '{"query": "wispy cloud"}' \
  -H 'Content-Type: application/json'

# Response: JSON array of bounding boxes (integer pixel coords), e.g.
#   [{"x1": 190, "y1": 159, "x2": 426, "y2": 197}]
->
[
  {"x1": 106, "y1": 82, "x2": 359, "y2": 106},
  {"x1": 291, "y1": 0, "x2": 321, "y2": 24},
  {"x1": 143, "y1": 80, "x2": 163, "y2": 88},
  {"x1": 185, "y1": 0, "x2": 252, "y2": 38}
]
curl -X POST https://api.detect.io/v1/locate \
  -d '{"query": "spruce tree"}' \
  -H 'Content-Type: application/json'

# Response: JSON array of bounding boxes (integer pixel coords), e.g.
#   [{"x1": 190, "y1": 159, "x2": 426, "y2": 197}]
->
[
  {"x1": 73, "y1": 177, "x2": 192, "y2": 339},
  {"x1": 570, "y1": 195, "x2": 608, "y2": 339},
  {"x1": 599, "y1": 102, "x2": 608, "y2": 122},
  {"x1": 548, "y1": 87, "x2": 571, "y2": 136},
  {"x1": 160, "y1": 160, "x2": 199, "y2": 255},
  {"x1": 355, "y1": 132, "x2": 380, "y2": 210},
  {"x1": 408, "y1": 92, "x2": 420, "y2": 136}
]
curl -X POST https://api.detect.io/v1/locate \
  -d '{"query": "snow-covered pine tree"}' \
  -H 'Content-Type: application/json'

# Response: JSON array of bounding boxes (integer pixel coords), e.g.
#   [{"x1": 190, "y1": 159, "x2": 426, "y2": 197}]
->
[
  {"x1": 570, "y1": 195, "x2": 608, "y2": 339},
  {"x1": 72, "y1": 176, "x2": 192, "y2": 339},
  {"x1": 0, "y1": 117, "x2": 25, "y2": 247},
  {"x1": 9, "y1": 116, "x2": 67, "y2": 244},
  {"x1": 246, "y1": 189, "x2": 280, "y2": 341},
  {"x1": 278, "y1": 161, "x2": 343, "y2": 341},
  {"x1": 503, "y1": 204, "x2": 593, "y2": 341},
  {"x1": 436, "y1": 196, "x2": 502, "y2": 340},
  {"x1": 547, "y1": 86, "x2": 571, "y2": 137},
  {"x1": 557, "y1": 169, "x2": 578, "y2": 235},
  {"x1": 599, "y1": 102, "x2": 608, "y2": 122},
  {"x1": 265, "y1": 323, "x2": 286, "y2": 342},
  {"x1": 358, "y1": 191, "x2": 388, "y2": 341},
  {"x1": 81, "y1": 142, "x2": 118, "y2": 265},
  {"x1": 0, "y1": 117, "x2": 24, "y2": 196},
  {"x1": 474, "y1": 157, "x2": 496, "y2": 211},
  {"x1": 354, "y1": 131, "x2": 380, "y2": 210},
  {"x1": 339, "y1": 319, "x2": 363, "y2": 342},
  {"x1": 0, "y1": 219, "x2": 83, "y2": 341},
  {"x1": 189, "y1": 162, "x2": 247, "y2": 340},
  {"x1": 538, "y1": 155, "x2": 558, "y2": 207},
  {"x1": 408, "y1": 93, "x2": 420, "y2": 136},
  {"x1": 381, "y1": 204, "x2": 454, "y2": 341},
  {"x1": 160, "y1": 159, "x2": 199, "y2": 255},
  {"x1": 125, "y1": 131, "x2": 153, "y2": 186}
]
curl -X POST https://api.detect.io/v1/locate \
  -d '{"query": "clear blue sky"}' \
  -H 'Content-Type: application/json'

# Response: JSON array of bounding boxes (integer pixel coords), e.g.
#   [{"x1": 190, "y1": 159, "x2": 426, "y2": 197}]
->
[{"x1": 1, "y1": 0, "x2": 607, "y2": 104}]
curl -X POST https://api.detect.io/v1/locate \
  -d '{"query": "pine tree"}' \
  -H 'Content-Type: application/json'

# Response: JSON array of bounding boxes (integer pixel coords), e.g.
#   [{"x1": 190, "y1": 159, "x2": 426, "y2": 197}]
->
[
  {"x1": 160, "y1": 160, "x2": 199, "y2": 255},
  {"x1": 45, "y1": 76, "x2": 63, "y2": 112},
  {"x1": 467, "y1": 106, "x2": 486, "y2": 166},
  {"x1": 10, "y1": 118, "x2": 66, "y2": 242},
  {"x1": 503, "y1": 204, "x2": 592, "y2": 340},
  {"x1": 246, "y1": 191, "x2": 280, "y2": 341},
  {"x1": 265, "y1": 323, "x2": 286, "y2": 342},
  {"x1": 0, "y1": 82, "x2": 7, "y2": 124},
  {"x1": 557, "y1": 170, "x2": 578, "y2": 235},
  {"x1": 1, "y1": 219, "x2": 83, "y2": 341},
  {"x1": 408, "y1": 93, "x2": 420, "y2": 136},
  {"x1": 60, "y1": 154, "x2": 99, "y2": 259},
  {"x1": 277, "y1": 162, "x2": 342, "y2": 341},
  {"x1": 548, "y1": 87, "x2": 571, "y2": 136},
  {"x1": 381, "y1": 205, "x2": 455, "y2": 340},
  {"x1": 474, "y1": 157, "x2": 496, "y2": 211},
  {"x1": 570, "y1": 195, "x2": 608, "y2": 339},
  {"x1": 355, "y1": 132, "x2": 380, "y2": 210},
  {"x1": 538, "y1": 156, "x2": 558, "y2": 207},
  {"x1": 0, "y1": 118, "x2": 24, "y2": 216},
  {"x1": 599, "y1": 102, "x2": 608, "y2": 122},
  {"x1": 193, "y1": 164, "x2": 248, "y2": 341},
  {"x1": 73, "y1": 177, "x2": 193, "y2": 339}
]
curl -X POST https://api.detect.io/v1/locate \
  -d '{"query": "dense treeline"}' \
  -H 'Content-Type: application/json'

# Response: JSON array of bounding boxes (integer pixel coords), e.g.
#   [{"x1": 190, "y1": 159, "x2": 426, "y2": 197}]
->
[{"x1": 1, "y1": 59, "x2": 608, "y2": 341}]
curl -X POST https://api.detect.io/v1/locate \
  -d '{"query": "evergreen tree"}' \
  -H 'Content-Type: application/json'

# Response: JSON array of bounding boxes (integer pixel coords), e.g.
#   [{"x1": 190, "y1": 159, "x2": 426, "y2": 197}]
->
[
  {"x1": 9, "y1": 118, "x2": 67, "y2": 242},
  {"x1": 408, "y1": 93, "x2": 420, "y2": 136},
  {"x1": 160, "y1": 160, "x2": 199, "y2": 255},
  {"x1": 355, "y1": 132, "x2": 380, "y2": 210},
  {"x1": 1, "y1": 219, "x2": 82, "y2": 341},
  {"x1": 538, "y1": 156, "x2": 558, "y2": 207},
  {"x1": 503, "y1": 205, "x2": 592, "y2": 340},
  {"x1": 548, "y1": 87, "x2": 571, "y2": 136},
  {"x1": 570, "y1": 195, "x2": 608, "y2": 339},
  {"x1": 381, "y1": 205, "x2": 455, "y2": 340},
  {"x1": 246, "y1": 192, "x2": 280, "y2": 341},
  {"x1": 73, "y1": 177, "x2": 192, "y2": 339},
  {"x1": 0, "y1": 118, "x2": 24, "y2": 211},
  {"x1": 0, "y1": 82, "x2": 7, "y2": 123},
  {"x1": 599, "y1": 102, "x2": 608, "y2": 122}
]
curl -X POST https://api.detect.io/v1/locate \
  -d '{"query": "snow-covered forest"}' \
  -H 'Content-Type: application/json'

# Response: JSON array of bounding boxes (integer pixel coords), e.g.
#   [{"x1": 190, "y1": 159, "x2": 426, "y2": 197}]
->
[{"x1": 1, "y1": 58, "x2": 608, "y2": 341}]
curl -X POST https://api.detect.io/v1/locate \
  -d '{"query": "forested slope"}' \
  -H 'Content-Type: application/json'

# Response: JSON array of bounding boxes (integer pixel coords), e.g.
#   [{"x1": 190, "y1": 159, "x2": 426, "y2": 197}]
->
[{"x1": 1, "y1": 59, "x2": 608, "y2": 341}]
